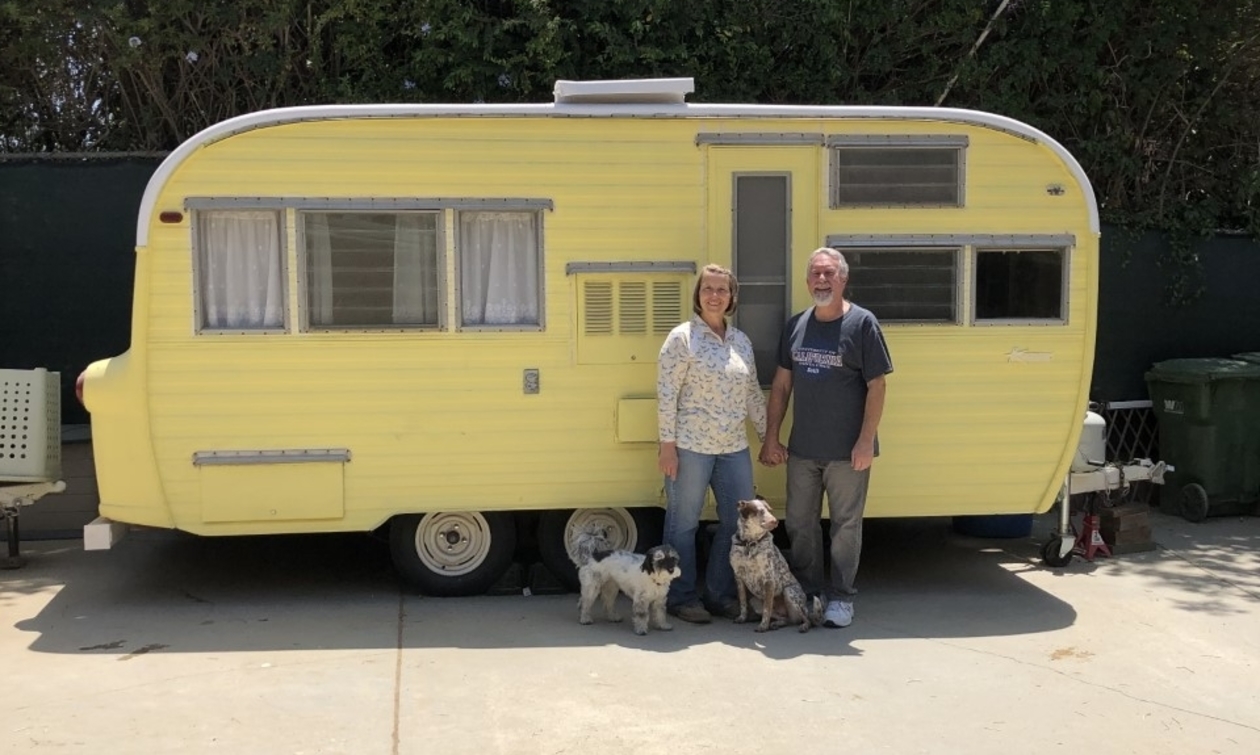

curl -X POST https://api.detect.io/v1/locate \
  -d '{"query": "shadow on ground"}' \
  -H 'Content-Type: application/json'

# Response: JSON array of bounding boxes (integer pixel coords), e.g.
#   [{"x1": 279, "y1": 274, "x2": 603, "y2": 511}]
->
[
  {"x1": 8, "y1": 508, "x2": 1254, "y2": 657},
  {"x1": 0, "y1": 514, "x2": 1101, "y2": 658}
]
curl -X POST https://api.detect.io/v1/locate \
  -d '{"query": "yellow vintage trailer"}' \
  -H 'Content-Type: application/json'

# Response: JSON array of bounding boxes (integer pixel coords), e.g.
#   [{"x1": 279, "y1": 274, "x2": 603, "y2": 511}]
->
[{"x1": 80, "y1": 78, "x2": 1098, "y2": 594}]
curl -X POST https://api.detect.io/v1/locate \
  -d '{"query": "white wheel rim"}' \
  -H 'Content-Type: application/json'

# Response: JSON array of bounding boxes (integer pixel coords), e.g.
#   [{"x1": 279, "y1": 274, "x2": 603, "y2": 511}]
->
[
  {"x1": 414, "y1": 512, "x2": 493, "y2": 577},
  {"x1": 563, "y1": 508, "x2": 639, "y2": 562}
]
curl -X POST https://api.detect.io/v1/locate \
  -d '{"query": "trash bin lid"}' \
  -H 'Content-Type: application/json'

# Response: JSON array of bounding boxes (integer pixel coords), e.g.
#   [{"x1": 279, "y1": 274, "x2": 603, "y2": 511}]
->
[{"x1": 1144, "y1": 357, "x2": 1260, "y2": 384}]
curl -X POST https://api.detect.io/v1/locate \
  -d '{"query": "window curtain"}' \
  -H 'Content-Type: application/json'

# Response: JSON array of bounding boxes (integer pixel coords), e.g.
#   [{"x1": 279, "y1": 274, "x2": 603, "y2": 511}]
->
[
  {"x1": 459, "y1": 212, "x2": 539, "y2": 325},
  {"x1": 199, "y1": 210, "x2": 284, "y2": 329},
  {"x1": 393, "y1": 214, "x2": 439, "y2": 324},
  {"x1": 305, "y1": 213, "x2": 334, "y2": 325}
]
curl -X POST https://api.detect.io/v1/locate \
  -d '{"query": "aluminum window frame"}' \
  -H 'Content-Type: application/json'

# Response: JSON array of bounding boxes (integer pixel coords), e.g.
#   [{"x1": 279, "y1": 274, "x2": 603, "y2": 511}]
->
[
  {"x1": 295, "y1": 208, "x2": 447, "y2": 334},
  {"x1": 970, "y1": 245, "x2": 1072, "y2": 327},
  {"x1": 453, "y1": 207, "x2": 548, "y2": 332},
  {"x1": 827, "y1": 135, "x2": 968, "y2": 209},
  {"x1": 190, "y1": 206, "x2": 290, "y2": 335}
]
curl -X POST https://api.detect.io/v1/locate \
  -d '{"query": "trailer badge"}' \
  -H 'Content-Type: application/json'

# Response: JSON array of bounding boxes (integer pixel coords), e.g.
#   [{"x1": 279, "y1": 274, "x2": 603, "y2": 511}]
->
[{"x1": 1007, "y1": 347, "x2": 1053, "y2": 363}]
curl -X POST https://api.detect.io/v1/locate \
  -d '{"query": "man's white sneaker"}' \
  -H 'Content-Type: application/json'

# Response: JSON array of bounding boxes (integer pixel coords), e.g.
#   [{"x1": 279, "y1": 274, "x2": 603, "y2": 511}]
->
[{"x1": 823, "y1": 600, "x2": 853, "y2": 628}]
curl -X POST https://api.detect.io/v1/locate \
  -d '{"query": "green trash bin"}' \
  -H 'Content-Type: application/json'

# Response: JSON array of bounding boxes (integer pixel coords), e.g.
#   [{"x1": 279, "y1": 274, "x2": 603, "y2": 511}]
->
[{"x1": 1145, "y1": 358, "x2": 1260, "y2": 521}]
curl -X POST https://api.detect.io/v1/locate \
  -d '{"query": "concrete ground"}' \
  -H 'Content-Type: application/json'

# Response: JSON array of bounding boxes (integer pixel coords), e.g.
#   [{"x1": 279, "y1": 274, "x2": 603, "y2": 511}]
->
[{"x1": 2, "y1": 507, "x2": 1258, "y2": 755}]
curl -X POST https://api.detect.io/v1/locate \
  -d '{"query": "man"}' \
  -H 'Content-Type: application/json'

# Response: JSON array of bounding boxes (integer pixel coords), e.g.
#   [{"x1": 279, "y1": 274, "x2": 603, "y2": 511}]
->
[{"x1": 759, "y1": 247, "x2": 893, "y2": 628}]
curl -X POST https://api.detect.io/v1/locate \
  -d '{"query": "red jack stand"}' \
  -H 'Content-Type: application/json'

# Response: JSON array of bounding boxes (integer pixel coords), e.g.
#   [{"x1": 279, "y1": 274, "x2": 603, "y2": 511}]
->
[{"x1": 1073, "y1": 514, "x2": 1112, "y2": 561}]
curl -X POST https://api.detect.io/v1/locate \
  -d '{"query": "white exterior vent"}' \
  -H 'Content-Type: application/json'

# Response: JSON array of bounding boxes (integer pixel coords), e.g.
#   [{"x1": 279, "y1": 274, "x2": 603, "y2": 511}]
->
[{"x1": 554, "y1": 78, "x2": 694, "y2": 105}]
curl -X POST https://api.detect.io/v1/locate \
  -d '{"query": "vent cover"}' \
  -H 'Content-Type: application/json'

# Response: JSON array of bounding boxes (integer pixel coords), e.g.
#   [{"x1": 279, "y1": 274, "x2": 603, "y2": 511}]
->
[{"x1": 578, "y1": 276, "x2": 687, "y2": 364}]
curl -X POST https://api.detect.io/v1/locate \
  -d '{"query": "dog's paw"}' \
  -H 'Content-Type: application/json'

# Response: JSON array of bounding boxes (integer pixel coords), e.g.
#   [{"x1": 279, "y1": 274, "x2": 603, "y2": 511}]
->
[
  {"x1": 733, "y1": 615, "x2": 747, "y2": 624},
  {"x1": 797, "y1": 622, "x2": 810, "y2": 633},
  {"x1": 607, "y1": 613, "x2": 623, "y2": 623},
  {"x1": 633, "y1": 627, "x2": 648, "y2": 636},
  {"x1": 657, "y1": 621, "x2": 674, "y2": 631},
  {"x1": 578, "y1": 616, "x2": 593, "y2": 625}
]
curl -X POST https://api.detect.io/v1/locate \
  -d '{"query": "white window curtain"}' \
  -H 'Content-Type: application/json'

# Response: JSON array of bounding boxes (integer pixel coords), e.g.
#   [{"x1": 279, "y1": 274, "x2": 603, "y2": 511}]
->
[
  {"x1": 393, "y1": 214, "x2": 440, "y2": 324},
  {"x1": 198, "y1": 210, "x2": 284, "y2": 329},
  {"x1": 306, "y1": 213, "x2": 334, "y2": 325},
  {"x1": 459, "y1": 211, "x2": 539, "y2": 326}
]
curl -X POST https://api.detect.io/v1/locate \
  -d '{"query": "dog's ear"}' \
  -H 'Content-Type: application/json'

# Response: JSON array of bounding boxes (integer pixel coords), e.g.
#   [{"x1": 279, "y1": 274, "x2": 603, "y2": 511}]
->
[{"x1": 737, "y1": 500, "x2": 752, "y2": 517}]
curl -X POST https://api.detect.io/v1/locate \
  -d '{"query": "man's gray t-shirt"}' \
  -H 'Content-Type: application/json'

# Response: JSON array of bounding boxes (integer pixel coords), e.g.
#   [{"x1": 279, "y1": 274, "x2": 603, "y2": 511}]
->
[{"x1": 777, "y1": 303, "x2": 894, "y2": 463}]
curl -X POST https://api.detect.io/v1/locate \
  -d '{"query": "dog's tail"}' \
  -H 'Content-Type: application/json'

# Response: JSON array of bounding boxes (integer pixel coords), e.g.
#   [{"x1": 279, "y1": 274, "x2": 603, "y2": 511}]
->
[{"x1": 570, "y1": 523, "x2": 615, "y2": 568}]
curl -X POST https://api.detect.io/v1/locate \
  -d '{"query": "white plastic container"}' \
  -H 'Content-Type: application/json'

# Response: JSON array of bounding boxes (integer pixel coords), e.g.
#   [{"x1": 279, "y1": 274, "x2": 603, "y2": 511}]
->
[
  {"x1": 0, "y1": 368, "x2": 61, "y2": 482},
  {"x1": 1071, "y1": 410, "x2": 1107, "y2": 472}
]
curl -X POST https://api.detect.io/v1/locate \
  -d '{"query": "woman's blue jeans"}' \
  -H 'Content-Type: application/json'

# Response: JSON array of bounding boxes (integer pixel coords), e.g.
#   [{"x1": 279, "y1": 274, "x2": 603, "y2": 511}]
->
[{"x1": 663, "y1": 446, "x2": 756, "y2": 610}]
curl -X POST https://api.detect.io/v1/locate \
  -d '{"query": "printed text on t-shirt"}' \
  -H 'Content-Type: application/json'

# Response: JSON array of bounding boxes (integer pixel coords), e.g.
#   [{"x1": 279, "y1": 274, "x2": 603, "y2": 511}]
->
[{"x1": 792, "y1": 347, "x2": 845, "y2": 374}]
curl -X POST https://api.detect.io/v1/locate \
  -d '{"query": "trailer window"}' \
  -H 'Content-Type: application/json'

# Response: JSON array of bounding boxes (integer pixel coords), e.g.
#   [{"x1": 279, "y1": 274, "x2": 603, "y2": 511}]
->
[
  {"x1": 844, "y1": 248, "x2": 958, "y2": 323},
  {"x1": 302, "y1": 212, "x2": 441, "y2": 328},
  {"x1": 973, "y1": 248, "x2": 1065, "y2": 322},
  {"x1": 830, "y1": 147, "x2": 962, "y2": 207},
  {"x1": 194, "y1": 210, "x2": 286, "y2": 331},
  {"x1": 457, "y1": 211, "x2": 542, "y2": 327}
]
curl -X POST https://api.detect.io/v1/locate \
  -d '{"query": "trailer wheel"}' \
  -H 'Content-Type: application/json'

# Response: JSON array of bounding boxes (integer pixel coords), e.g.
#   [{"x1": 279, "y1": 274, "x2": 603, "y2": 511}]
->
[
  {"x1": 389, "y1": 512, "x2": 516, "y2": 596},
  {"x1": 1178, "y1": 483, "x2": 1210, "y2": 523},
  {"x1": 1040, "y1": 536, "x2": 1073, "y2": 568},
  {"x1": 537, "y1": 507, "x2": 664, "y2": 592}
]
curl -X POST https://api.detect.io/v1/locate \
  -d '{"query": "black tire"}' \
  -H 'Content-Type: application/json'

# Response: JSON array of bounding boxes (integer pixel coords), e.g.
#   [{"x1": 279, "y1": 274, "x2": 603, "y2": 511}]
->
[
  {"x1": 1041, "y1": 536, "x2": 1073, "y2": 567},
  {"x1": 537, "y1": 507, "x2": 665, "y2": 592},
  {"x1": 389, "y1": 511, "x2": 516, "y2": 596},
  {"x1": 1179, "y1": 483, "x2": 1210, "y2": 523}
]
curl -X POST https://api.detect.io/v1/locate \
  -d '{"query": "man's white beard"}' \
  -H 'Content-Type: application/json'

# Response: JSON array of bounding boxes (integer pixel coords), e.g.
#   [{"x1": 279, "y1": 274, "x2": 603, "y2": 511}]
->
[{"x1": 811, "y1": 290, "x2": 834, "y2": 306}]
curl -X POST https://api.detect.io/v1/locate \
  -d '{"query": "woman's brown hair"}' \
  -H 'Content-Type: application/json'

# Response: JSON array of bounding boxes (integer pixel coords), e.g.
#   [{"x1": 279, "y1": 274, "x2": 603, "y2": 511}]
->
[{"x1": 692, "y1": 264, "x2": 739, "y2": 316}]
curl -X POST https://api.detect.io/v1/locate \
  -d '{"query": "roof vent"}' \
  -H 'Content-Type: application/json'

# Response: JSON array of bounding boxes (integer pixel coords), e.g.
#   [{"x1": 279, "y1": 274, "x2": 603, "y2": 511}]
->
[{"x1": 553, "y1": 78, "x2": 694, "y2": 105}]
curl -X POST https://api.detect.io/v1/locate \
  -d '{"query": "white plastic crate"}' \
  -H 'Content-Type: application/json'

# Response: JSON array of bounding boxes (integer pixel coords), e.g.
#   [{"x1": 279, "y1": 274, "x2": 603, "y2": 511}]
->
[{"x1": 0, "y1": 368, "x2": 62, "y2": 482}]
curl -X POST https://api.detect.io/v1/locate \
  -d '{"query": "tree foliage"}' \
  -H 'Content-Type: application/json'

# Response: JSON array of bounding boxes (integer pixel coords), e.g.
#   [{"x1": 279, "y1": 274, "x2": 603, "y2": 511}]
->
[{"x1": 3, "y1": 0, "x2": 1258, "y2": 257}]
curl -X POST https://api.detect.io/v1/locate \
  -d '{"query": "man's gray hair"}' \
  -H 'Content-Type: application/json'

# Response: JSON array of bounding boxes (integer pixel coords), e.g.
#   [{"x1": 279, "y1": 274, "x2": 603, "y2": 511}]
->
[{"x1": 807, "y1": 247, "x2": 849, "y2": 276}]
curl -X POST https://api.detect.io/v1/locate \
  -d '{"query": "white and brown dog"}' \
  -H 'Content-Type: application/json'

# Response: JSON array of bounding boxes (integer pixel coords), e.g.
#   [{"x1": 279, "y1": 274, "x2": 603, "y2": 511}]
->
[
  {"x1": 570, "y1": 525, "x2": 681, "y2": 636},
  {"x1": 730, "y1": 497, "x2": 822, "y2": 633}
]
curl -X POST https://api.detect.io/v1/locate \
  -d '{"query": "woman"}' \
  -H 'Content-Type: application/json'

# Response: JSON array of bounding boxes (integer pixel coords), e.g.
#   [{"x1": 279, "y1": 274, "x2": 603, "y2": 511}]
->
[{"x1": 657, "y1": 264, "x2": 767, "y2": 623}]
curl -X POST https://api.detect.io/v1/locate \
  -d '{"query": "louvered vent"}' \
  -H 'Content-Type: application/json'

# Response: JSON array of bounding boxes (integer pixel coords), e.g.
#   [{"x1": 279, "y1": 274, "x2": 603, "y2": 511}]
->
[
  {"x1": 583, "y1": 281, "x2": 614, "y2": 334},
  {"x1": 619, "y1": 282, "x2": 648, "y2": 334},
  {"x1": 577, "y1": 274, "x2": 689, "y2": 363},
  {"x1": 653, "y1": 281, "x2": 683, "y2": 333}
]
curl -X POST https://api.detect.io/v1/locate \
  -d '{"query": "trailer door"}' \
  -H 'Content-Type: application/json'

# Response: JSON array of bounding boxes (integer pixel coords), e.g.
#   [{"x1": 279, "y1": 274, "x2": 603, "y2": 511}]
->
[{"x1": 706, "y1": 147, "x2": 820, "y2": 385}]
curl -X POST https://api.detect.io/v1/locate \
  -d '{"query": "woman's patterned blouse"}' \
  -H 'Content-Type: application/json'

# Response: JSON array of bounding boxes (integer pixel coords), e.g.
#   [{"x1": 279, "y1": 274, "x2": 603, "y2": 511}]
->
[{"x1": 657, "y1": 315, "x2": 767, "y2": 454}]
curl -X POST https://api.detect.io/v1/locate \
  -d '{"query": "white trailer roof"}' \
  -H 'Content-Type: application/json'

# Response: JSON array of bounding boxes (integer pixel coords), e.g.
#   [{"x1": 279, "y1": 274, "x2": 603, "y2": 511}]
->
[{"x1": 137, "y1": 83, "x2": 1100, "y2": 244}]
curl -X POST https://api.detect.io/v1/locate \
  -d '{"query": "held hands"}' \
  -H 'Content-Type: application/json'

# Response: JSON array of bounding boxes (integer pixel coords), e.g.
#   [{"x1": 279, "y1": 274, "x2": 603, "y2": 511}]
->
[
  {"x1": 758, "y1": 439, "x2": 788, "y2": 467},
  {"x1": 658, "y1": 443, "x2": 679, "y2": 481}
]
